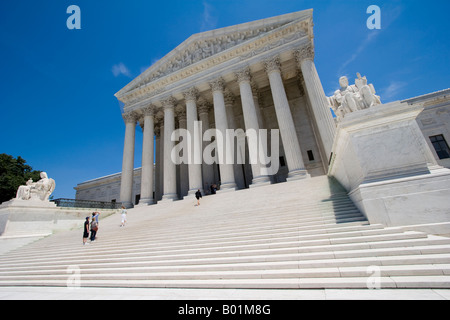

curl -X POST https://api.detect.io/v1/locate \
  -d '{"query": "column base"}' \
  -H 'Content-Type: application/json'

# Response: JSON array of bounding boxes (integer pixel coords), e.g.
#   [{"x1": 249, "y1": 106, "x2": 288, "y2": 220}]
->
[
  {"x1": 286, "y1": 169, "x2": 310, "y2": 181},
  {"x1": 249, "y1": 175, "x2": 272, "y2": 188},
  {"x1": 160, "y1": 193, "x2": 178, "y2": 203},
  {"x1": 136, "y1": 198, "x2": 155, "y2": 206},
  {"x1": 187, "y1": 188, "x2": 205, "y2": 196},
  {"x1": 121, "y1": 201, "x2": 134, "y2": 209},
  {"x1": 184, "y1": 189, "x2": 205, "y2": 199},
  {"x1": 218, "y1": 182, "x2": 237, "y2": 193}
]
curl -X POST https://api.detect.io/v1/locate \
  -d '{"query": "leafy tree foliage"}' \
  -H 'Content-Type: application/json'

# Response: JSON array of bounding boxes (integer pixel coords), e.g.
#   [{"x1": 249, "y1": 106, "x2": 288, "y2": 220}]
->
[{"x1": 0, "y1": 154, "x2": 41, "y2": 204}]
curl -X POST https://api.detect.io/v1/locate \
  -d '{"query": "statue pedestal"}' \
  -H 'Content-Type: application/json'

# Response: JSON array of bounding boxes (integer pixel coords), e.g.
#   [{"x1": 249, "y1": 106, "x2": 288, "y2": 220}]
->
[
  {"x1": 0, "y1": 199, "x2": 57, "y2": 209},
  {"x1": 0, "y1": 199, "x2": 119, "y2": 237},
  {"x1": 0, "y1": 199, "x2": 57, "y2": 236},
  {"x1": 329, "y1": 101, "x2": 450, "y2": 234}
]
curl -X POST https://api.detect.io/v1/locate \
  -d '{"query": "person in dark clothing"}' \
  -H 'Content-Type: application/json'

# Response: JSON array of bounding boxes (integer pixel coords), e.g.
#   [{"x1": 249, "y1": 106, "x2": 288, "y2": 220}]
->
[
  {"x1": 195, "y1": 189, "x2": 202, "y2": 206},
  {"x1": 83, "y1": 217, "x2": 90, "y2": 245}
]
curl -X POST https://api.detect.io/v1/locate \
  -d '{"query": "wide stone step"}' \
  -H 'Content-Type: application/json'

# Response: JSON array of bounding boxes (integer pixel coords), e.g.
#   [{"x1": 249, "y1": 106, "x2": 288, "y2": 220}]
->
[
  {"x1": 0, "y1": 237, "x2": 448, "y2": 273},
  {"x1": 5, "y1": 214, "x2": 368, "y2": 254},
  {"x1": 0, "y1": 223, "x2": 378, "y2": 261},
  {"x1": 0, "y1": 228, "x2": 427, "y2": 267},
  {"x1": 3, "y1": 236, "x2": 450, "y2": 276},
  {"x1": 1, "y1": 276, "x2": 450, "y2": 289},
  {"x1": 1, "y1": 264, "x2": 449, "y2": 283}
]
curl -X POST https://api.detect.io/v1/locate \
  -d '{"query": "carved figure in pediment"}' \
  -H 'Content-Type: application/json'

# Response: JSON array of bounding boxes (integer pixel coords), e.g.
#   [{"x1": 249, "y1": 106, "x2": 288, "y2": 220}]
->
[
  {"x1": 193, "y1": 43, "x2": 203, "y2": 62},
  {"x1": 201, "y1": 40, "x2": 213, "y2": 57}
]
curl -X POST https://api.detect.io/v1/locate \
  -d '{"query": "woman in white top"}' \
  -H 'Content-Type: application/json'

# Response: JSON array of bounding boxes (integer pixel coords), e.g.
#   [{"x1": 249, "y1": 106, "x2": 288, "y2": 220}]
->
[{"x1": 120, "y1": 206, "x2": 127, "y2": 227}]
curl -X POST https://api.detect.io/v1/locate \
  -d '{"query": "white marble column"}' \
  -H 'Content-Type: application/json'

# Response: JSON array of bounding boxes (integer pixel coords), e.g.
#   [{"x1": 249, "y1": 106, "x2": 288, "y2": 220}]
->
[
  {"x1": 139, "y1": 106, "x2": 155, "y2": 205},
  {"x1": 265, "y1": 56, "x2": 309, "y2": 181},
  {"x1": 161, "y1": 97, "x2": 178, "y2": 201},
  {"x1": 251, "y1": 82, "x2": 266, "y2": 130},
  {"x1": 235, "y1": 67, "x2": 271, "y2": 187},
  {"x1": 120, "y1": 111, "x2": 138, "y2": 208},
  {"x1": 177, "y1": 109, "x2": 189, "y2": 197},
  {"x1": 198, "y1": 100, "x2": 215, "y2": 192},
  {"x1": 209, "y1": 78, "x2": 237, "y2": 191},
  {"x1": 295, "y1": 45, "x2": 336, "y2": 163},
  {"x1": 183, "y1": 88, "x2": 204, "y2": 196},
  {"x1": 154, "y1": 125, "x2": 162, "y2": 201}
]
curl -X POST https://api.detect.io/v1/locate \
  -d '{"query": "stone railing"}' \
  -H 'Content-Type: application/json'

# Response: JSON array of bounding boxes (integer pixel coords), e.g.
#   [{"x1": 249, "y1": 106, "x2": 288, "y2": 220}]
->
[{"x1": 51, "y1": 198, "x2": 122, "y2": 209}]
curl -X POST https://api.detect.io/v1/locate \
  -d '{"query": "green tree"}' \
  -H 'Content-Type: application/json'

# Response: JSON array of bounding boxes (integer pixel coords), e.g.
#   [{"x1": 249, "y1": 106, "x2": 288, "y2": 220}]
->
[{"x1": 0, "y1": 154, "x2": 41, "y2": 204}]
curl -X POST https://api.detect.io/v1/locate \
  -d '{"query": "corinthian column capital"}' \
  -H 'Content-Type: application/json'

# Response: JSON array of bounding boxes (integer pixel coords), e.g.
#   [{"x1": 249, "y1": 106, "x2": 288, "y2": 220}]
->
[
  {"x1": 197, "y1": 98, "x2": 210, "y2": 115},
  {"x1": 142, "y1": 104, "x2": 155, "y2": 117},
  {"x1": 182, "y1": 87, "x2": 199, "y2": 102},
  {"x1": 235, "y1": 67, "x2": 252, "y2": 84},
  {"x1": 224, "y1": 89, "x2": 235, "y2": 106},
  {"x1": 264, "y1": 55, "x2": 281, "y2": 75},
  {"x1": 161, "y1": 96, "x2": 177, "y2": 109},
  {"x1": 122, "y1": 111, "x2": 139, "y2": 124},
  {"x1": 294, "y1": 44, "x2": 315, "y2": 63},
  {"x1": 209, "y1": 77, "x2": 225, "y2": 92}
]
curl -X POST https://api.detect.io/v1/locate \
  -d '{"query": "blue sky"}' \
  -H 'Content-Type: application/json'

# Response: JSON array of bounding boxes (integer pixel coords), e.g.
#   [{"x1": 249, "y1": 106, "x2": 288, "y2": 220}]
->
[{"x1": 1, "y1": 0, "x2": 449, "y2": 199}]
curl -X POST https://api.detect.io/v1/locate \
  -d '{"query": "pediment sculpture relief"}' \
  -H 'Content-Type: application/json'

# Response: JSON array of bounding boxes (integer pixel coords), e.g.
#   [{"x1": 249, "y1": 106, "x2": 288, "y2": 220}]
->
[{"x1": 144, "y1": 24, "x2": 285, "y2": 83}]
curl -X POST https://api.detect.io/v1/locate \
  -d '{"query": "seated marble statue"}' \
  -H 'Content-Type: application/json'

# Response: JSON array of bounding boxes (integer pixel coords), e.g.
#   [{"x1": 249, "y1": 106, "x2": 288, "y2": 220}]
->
[
  {"x1": 329, "y1": 73, "x2": 381, "y2": 121},
  {"x1": 15, "y1": 172, "x2": 56, "y2": 202},
  {"x1": 16, "y1": 179, "x2": 34, "y2": 200}
]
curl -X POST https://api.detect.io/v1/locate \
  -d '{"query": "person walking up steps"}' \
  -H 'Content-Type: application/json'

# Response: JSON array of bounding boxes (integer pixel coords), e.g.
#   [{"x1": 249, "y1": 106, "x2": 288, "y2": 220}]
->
[
  {"x1": 90, "y1": 214, "x2": 98, "y2": 242},
  {"x1": 120, "y1": 206, "x2": 127, "y2": 227},
  {"x1": 195, "y1": 189, "x2": 202, "y2": 206}
]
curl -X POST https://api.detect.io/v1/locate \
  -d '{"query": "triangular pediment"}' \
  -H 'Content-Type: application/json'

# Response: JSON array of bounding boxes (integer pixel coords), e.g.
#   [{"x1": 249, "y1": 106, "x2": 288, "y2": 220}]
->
[{"x1": 116, "y1": 9, "x2": 313, "y2": 101}]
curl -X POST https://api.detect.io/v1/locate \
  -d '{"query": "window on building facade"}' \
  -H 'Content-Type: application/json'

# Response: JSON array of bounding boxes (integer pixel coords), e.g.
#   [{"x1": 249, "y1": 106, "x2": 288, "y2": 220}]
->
[
  {"x1": 430, "y1": 135, "x2": 450, "y2": 159},
  {"x1": 307, "y1": 150, "x2": 315, "y2": 161},
  {"x1": 279, "y1": 156, "x2": 286, "y2": 167}
]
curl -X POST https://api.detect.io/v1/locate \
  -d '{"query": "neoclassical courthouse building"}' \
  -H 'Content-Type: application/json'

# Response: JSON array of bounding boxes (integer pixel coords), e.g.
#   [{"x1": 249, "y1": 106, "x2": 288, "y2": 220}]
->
[{"x1": 75, "y1": 10, "x2": 450, "y2": 211}]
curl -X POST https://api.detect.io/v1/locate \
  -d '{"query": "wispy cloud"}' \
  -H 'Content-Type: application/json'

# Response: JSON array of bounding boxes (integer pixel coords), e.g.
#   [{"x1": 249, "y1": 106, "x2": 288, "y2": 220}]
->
[
  {"x1": 200, "y1": 1, "x2": 218, "y2": 32},
  {"x1": 112, "y1": 62, "x2": 132, "y2": 78},
  {"x1": 337, "y1": 32, "x2": 379, "y2": 77},
  {"x1": 380, "y1": 80, "x2": 407, "y2": 101}
]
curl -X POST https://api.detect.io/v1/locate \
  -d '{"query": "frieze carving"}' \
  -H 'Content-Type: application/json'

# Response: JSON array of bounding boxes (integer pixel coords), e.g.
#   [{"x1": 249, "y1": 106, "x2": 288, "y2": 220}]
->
[{"x1": 239, "y1": 30, "x2": 306, "y2": 61}]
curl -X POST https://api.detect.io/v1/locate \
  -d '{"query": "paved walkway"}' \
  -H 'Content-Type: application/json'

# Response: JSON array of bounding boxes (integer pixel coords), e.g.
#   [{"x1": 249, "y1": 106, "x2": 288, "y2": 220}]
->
[{"x1": 0, "y1": 287, "x2": 449, "y2": 300}]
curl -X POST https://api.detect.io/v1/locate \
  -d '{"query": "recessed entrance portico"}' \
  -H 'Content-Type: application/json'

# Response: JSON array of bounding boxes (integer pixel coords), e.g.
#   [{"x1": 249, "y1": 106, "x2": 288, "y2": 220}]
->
[{"x1": 115, "y1": 9, "x2": 335, "y2": 207}]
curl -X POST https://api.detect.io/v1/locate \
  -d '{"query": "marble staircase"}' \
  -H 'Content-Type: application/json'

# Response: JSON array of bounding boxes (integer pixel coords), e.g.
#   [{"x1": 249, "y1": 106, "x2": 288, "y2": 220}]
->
[{"x1": 0, "y1": 176, "x2": 449, "y2": 289}]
